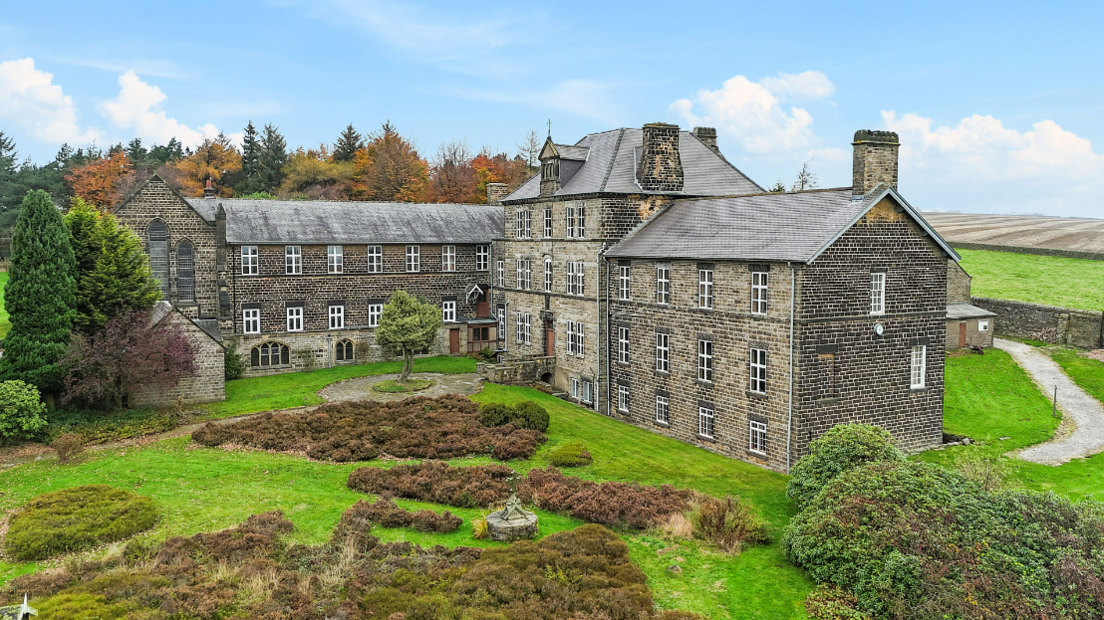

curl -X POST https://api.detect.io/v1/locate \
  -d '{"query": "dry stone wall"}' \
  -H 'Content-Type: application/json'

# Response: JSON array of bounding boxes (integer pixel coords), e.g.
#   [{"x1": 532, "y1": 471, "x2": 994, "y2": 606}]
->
[{"x1": 972, "y1": 297, "x2": 1103, "y2": 348}]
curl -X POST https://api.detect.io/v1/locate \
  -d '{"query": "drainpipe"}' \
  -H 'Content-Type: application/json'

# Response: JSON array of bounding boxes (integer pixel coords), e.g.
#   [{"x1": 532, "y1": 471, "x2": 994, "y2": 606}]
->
[
  {"x1": 786, "y1": 263, "x2": 795, "y2": 473},
  {"x1": 601, "y1": 249, "x2": 608, "y2": 415},
  {"x1": 595, "y1": 245, "x2": 603, "y2": 413}
]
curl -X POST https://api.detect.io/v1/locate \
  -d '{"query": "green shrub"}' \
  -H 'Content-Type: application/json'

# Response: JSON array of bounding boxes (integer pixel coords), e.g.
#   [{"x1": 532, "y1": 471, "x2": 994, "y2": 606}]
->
[
  {"x1": 786, "y1": 423, "x2": 904, "y2": 509},
  {"x1": 4, "y1": 484, "x2": 159, "y2": 561},
  {"x1": 52, "y1": 432, "x2": 84, "y2": 464},
  {"x1": 224, "y1": 344, "x2": 244, "y2": 380},
  {"x1": 0, "y1": 379, "x2": 47, "y2": 441},
  {"x1": 803, "y1": 585, "x2": 871, "y2": 620},
  {"x1": 514, "y1": 401, "x2": 550, "y2": 432},
  {"x1": 549, "y1": 442, "x2": 592, "y2": 467},
  {"x1": 691, "y1": 495, "x2": 770, "y2": 553},
  {"x1": 479, "y1": 402, "x2": 515, "y2": 427},
  {"x1": 35, "y1": 594, "x2": 129, "y2": 620}
]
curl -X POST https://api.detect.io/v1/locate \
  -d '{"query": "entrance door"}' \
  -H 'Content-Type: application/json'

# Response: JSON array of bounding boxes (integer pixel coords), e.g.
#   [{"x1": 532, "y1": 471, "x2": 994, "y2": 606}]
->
[
  {"x1": 546, "y1": 327, "x2": 554, "y2": 356},
  {"x1": 449, "y1": 328, "x2": 460, "y2": 355},
  {"x1": 958, "y1": 322, "x2": 967, "y2": 348}
]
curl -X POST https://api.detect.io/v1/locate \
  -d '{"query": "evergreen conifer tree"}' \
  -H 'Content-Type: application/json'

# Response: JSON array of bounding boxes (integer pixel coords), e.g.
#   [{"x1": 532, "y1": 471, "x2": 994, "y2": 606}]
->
[
  {"x1": 333, "y1": 124, "x2": 363, "y2": 162},
  {"x1": 257, "y1": 124, "x2": 288, "y2": 193},
  {"x1": 0, "y1": 190, "x2": 78, "y2": 400},
  {"x1": 238, "y1": 121, "x2": 261, "y2": 194}
]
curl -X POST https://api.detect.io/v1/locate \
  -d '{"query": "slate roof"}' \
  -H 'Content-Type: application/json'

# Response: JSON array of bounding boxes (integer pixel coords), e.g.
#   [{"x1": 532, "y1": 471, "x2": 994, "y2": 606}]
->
[
  {"x1": 504, "y1": 128, "x2": 761, "y2": 201},
  {"x1": 606, "y1": 186, "x2": 960, "y2": 264},
  {"x1": 183, "y1": 198, "x2": 503, "y2": 245},
  {"x1": 946, "y1": 303, "x2": 997, "y2": 320}
]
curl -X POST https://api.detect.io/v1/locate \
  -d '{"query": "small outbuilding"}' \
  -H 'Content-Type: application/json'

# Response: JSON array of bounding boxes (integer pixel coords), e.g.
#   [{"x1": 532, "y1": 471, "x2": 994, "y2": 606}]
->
[{"x1": 946, "y1": 260, "x2": 996, "y2": 349}]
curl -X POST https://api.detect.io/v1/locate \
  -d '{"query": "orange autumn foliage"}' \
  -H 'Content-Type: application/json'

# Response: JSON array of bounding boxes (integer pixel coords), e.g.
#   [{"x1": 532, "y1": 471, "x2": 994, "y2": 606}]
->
[
  {"x1": 168, "y1": 137, "x2": 241, "y2": 197},
  {"x1": 66, "y1": 151, "x2": 133, "y2": 210}
]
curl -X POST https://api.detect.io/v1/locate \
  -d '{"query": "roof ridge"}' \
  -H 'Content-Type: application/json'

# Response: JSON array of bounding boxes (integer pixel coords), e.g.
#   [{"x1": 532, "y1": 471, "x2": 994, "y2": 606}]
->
[
  {"x1": 598, "y1": 128, "x2": 626, "y2": 193},
  {"x1": 675, "y1": 186, "x2": 853, "y2": 203}
]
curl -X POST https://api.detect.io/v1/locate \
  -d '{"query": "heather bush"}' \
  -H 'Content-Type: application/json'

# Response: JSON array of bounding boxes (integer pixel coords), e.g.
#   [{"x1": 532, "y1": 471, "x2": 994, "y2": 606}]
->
[
  {"x1": 523, "y1": 466, "x2": 692, "y2": 529},
  {"x1": 690, "y1": 495, "x2": 770, "y2": 553},
  {"x1": 786, "y1": 423, "x2": 904, "y2": 510},
  {"x1": 354, "y1": 496, "x2": 462, "y2": 533},
  {"x1": 785, "y1": 459, "x2": 1104, "y2": 620},
  {"x1": 549, "y1": 442, "x2": 592, "y2": 467},
  {"x1": 14, "y1": 512, "x2": 701, "y2": 620},
  {"x1": 348, "y1": 461, "x2": 515, "y2": 508},
  {"x1": 4, "y1": 485, "x2": 159, "y2": 561},
  {"x1": 193, "y1": 394, "x2": 545, "y2": 462},
  {"x1": 52, "y1": 432, "x2": 84, "y2": 464}
]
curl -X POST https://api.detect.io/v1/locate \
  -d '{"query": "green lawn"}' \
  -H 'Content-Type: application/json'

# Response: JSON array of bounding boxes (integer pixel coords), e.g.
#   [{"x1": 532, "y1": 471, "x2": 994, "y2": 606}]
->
[
  {"x1": 1049, "y1": 348, "x2": 1104, "y2": 405},
  {"x1": 958, "y1": 248, "x2": 1104, "y2": 311},
  {"x1": 199, "y1": 355, "x2": 475, "y2": 418}
]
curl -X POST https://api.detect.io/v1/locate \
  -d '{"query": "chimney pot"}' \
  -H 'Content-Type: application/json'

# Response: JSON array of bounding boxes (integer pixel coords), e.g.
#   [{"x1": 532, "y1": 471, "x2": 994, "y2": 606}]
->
[
  {"x1": 204, "y1": 177, "x2": 216, "y2": 199},
  {"x1": 638, "y1": 123, "x2": 684, "y2": 192},
  {"x1": 852, "y1": 129, "x2": 899, "y2": 196}
]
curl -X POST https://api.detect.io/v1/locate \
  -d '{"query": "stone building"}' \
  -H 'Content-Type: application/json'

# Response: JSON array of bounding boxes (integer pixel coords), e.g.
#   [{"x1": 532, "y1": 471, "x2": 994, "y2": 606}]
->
[
  {"x1": 114, "y1": 177, "x2": 501, "y2": 379},
  {"x1": 130, "y1": 301, "x2": 226, "y2": 407},
  {"x1": 498, "y1": 125, "x2": 959, "y2": 472},
  {"x1": 945, "y1": 260, "x2": 995, "y2": 349}
]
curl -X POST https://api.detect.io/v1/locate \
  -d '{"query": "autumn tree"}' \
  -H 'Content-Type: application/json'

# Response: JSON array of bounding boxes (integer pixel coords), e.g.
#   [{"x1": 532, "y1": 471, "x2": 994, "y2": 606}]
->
[
  {"x1": 333, "y1": 124, "x2": 364, "y2": 162},
  {"x1": 65, "y1": 197, "x2": 160, "y2": 333},
  {"x1": 65, "y1": 150, "x2": 133, "y2": 210},
  {"x1": 376, "y1": 291, "x2": 441, "y2": 384},
  {"x1": 349, "y1": 122, "x2": 428, "y2": 201},
  {"x1": 278, "y1": 146, "x2": 354, "y2": 200},
  {"x1": 167, "y1": 134, "x2": 242, "y2": 197},
  {"x1": 0, "y1": 190, "x2": 78, "y2": 403},
  {"x1": 427, "y1": 140, "x2": 478, "y2": 203},
  {"x1": 61, "y1": 309, "x2": 195, "y2": 409}
]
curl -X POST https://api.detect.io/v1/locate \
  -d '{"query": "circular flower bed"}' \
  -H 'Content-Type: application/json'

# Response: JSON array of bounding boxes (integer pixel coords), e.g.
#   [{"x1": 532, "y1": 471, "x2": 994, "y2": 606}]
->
[
  {"x1": 4, "y1": 484, "x2": 159, "y2": 561},
  {"x1": 372, "y1": 378, "x2": 434, "y2": 393}
]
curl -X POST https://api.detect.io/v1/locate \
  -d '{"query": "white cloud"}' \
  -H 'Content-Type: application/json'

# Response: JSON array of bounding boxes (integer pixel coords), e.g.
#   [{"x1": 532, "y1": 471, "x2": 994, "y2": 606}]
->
[
  {"x1": 671, "y1": 72, "x2": 834, "y2": 154},
  {"x1": 0, "y1": 58, "x2": 100, "y2": 144},
  {"x1": 884, "y1": 110, "x2": 1104, "y2": 217},
  {"x1": 99, "y1": 71, "x2": 224, "y2": 148},
  {"x1": 760, "y1": 71, "x2": 836, "y2": 101}
]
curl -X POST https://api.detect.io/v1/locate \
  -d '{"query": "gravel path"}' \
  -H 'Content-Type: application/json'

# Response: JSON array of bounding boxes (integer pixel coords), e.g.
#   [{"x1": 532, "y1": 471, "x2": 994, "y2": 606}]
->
[{"x1": 995, "y1": 338, "x2": 1104, "y2": 465}]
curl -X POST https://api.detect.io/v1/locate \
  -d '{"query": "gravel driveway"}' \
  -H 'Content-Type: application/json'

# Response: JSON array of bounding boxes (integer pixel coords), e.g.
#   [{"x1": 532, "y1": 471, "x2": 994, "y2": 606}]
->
[{"x1": 995, "y1": 338, "x2": 1104, "y2": 465}]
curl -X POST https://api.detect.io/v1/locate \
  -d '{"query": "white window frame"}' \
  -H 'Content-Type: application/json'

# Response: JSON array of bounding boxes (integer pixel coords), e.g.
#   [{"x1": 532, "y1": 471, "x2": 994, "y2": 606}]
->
[
  {"x1": 581, "y1": 379, "x2": 593, "y2": 404},
  {"x1": 750, "y1": 348, "x2": 767, "y2": 394},
  {"x1": 911, "y1": 345, "x2": 927, "y2": 389},
  {"x1": 978, "y1": 320, "x2": 990, "y2": 332},
  {"x1": 870, "y1": 272, "x2": 886, "y2": 316},
  {"x1": 329, "y1": 305, "x2": 345, "y2": 330},
  {"x1": 698, "y1": 405, "x2": 715, "y2": 439},
  {"x1": 516, "y1": 311, "x2": 525, "y2": 344},
  {"x1": 566, "y1": 261, "x2": 576, "y2": 295},
  {"x1": 618, "y1": 265, "x2": 631, "y2": 301},
  {"x1": 243, "y1": 308, "x2": 261, "y2": 334},
  {"x1": 655, "y1": 394, "x2": 670, "y2": 424},
  {"x1": 544, "y1": 208, "x2": 553, "y2": 238},
  {"x1": 516, "y1": 209, "x2": 531, "y2": 239},
  {"x1": 367, "y1": 245, "x2": 383, "y2": 273},
  {"x1": 618, "y1": 384, "x2": 630, "y2": 413},
  {"x1": 442, "y1": 300, "x2": 456, "y2": 323},
  {"x1": 656, "y1": 332, "x2": 670, "y2": 373},
  {"x1": 523, "y1": 313, "x2": 531, "y2": 345},
  {"x1": 571, "y1": 377, "x2": 579, "y2": 399},
  {"x1": 496, "y1": 259, "x2": 504, "y2": 287},
  {"x1": 368, "y1": 303, "x2": 383, "y2": 328},
  {"x1": 241, "y1": 246, "x2": 259, "y2": 276},
  {"x1": 516, "y1": 258, "x2": 531, "y2": 290},
  {"x1": 749, "y1": 420, "x2": 767, "y2": 454},
  {"x1": 285, "y1": 245, "x2": 302, "y2": 275},
  {"x1": 566, "y1": 321, "x2": 576, "y2": 356},
  {"x1": 566, "y1": 205, "x2": 576, "y2": 238},
  {"x1": 576, "y1": 205, "x2": 586, "y2": 237},
  {"x1": 751, "y1": 271, "x2": 768, "y2": 315},
  {"x1": 575, "y1": 262, "x2": 585, "y2": 296},
  {"x1": 699, "y1": 268, "x2": 714, "y2": 309},
  {"x1": 575, "y1": 322, "x2": 585, "y2": 358},
  {"x1": 476, "y1": 245, "x2": 489, "y2": 271},
  {"x1": 406, "y1": 245, "x2": 420, "y2": 273},
  {"x1": 442, "y1": 245, "x2": 456, "y2": 272},
  {"x1": 544, "y1": 257, "x2": 553, "y2": 292},
  {"x1": 327, "y1": 245, "x2": 343, "y2": 274},
  {"x1": 617, "y1": 326, "x2": 630, "y2": 365},
  {"x1": 656, "y1": 265, "x2": 670, "y2": 305},
  {"x1": 698, "y1": 339, "x2": 713, "y2": 382},
  {"x1": 286, "y1": 306, "x2": 303, "y2": 332}
]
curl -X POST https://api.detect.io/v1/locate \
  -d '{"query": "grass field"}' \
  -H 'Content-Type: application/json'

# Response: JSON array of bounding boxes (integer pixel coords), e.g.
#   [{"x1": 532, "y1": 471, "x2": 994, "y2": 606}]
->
[
  {"x1": 1049, "y1": 348, "x2": 1104, "y2": 405},
  {"x1": 958, "y1": 248, "x2": 1104, "y2": 311}
]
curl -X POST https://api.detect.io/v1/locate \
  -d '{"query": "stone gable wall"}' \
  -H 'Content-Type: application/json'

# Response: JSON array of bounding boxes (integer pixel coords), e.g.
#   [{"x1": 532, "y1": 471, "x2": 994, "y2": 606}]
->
[
  {"x1": 947, "y1": 259, "x2": 972, "y2": 304},
  {"x1": 131, "y1": 312, "x2": 225, "y2": 407}
]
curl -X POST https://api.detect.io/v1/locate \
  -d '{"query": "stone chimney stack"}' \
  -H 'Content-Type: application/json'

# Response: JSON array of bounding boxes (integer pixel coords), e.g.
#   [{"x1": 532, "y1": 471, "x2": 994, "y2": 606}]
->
[
  {"x1": 692, "y1": 126, "x2": 719, "y2": 154},
  {"x1": 637, "y1": 122, "x2": 684, "y2": 192},
  {"x1": 204, "y1": 177, "x2": 216, "y2": 199},
  {"x1": 486, "y1": 182, "x2": 509, "y2": 205},
  {"x1": 852, "y1": 129, "x2": 899, "y2": 196}
]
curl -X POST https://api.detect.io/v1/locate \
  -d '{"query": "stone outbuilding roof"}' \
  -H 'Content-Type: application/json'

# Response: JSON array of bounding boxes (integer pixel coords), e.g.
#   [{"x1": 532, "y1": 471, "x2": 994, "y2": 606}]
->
[
  {"x1": 946, "y1": 303, "x2": 997, "y2": 320},
  {"x1": 183, "y1": 198, "x2": 503, "y2": 245},
  {"x1": 605, "y1": 186, "x2": 960, "y2": 263},
  {"x1": 504, "y1": 128, "x2": 761, "y2": 201}
]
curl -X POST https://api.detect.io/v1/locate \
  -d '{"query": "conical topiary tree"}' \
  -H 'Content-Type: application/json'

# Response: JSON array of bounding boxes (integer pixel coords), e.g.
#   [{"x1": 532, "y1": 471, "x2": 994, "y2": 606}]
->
[
  {"x1": 0, "y1": 190, "x2": 78, "y2": 402},
  {"x1": 376, "y1": 291, "x2": 441, "y2": 383}
]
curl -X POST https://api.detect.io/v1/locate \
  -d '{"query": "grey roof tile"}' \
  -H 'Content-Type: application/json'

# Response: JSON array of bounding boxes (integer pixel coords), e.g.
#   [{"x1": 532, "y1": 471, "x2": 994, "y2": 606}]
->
[
  {"x1": 505, "y1": 128, "x2": 761, "y2": 201},
  {"x1": 946, "y1": 303, "x2": 997, "y2": 320},
  {"x1": 184, "y1": 198, "x2": 503, "y2": 245}
]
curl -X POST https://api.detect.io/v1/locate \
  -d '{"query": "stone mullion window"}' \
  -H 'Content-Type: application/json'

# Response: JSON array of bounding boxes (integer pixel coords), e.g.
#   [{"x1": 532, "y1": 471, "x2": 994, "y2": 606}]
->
[{"x1": 516, "y1": 209, "x2": 532, "y2": 239}]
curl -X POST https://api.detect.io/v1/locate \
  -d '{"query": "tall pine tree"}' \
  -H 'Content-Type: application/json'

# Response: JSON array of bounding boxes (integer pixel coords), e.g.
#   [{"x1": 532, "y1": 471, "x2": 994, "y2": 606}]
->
[
  {"x1": 0, "y1": 190, "x2": 77, "y2": 401},
  {"x1": 65, "y1": 197, "x2": 160, "y2": 333},
  {"x1": 257, "y1": 124, "x2": 288, "y2": 193},
  {"x1": 0, "y1": 131, "x2": 17, "y2": 211},
  {"x1": 333, "y1": 124, "x2": 363, "y2": 162},
  {"x1": 237, "y1": 121, "x2": 261, "y2": 194}
]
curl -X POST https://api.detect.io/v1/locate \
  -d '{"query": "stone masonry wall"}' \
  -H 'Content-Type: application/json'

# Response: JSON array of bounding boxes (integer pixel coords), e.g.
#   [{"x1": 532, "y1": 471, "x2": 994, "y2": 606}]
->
[
  {"x1": 972, "y1": 297, "x2": 1103, "y2": 348},
  {"x1": 608, "y1": 258, "x2": 794, "y2": 471},
  {"x1": 947, "y1": 259, "x2": 972, "y2": 304},
  {"x1": 637, "y1": 123, "x2": 684, "y2": 192},
  {"x1": 945, "y1": 318, "x2": 994, "y2": 350},
  {"x1": 131, "y1": 312, "x2": 225, "y2": 407},
  {"x1": 851, "y1": 131, "x2": 900, "y2": 194},
  {"x1": 113, "y1": 179, "x2": 219, "y2": 320}
]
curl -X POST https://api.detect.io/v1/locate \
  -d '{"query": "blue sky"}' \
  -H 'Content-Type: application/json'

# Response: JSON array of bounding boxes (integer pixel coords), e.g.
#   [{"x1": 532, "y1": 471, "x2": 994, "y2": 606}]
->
[{"x1": 2, "y1": 0, "x2": 1102, "y2": 217}]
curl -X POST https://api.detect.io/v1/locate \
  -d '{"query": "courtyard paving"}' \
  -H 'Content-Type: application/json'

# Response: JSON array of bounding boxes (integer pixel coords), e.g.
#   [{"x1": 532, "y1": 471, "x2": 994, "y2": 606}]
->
[{"x1": 995, "y1": 338, "x2": 1104, "y2": 465}]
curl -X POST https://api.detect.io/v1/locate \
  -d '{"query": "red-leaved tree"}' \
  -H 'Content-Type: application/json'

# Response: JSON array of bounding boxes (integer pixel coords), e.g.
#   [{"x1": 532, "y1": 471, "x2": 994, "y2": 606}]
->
[{"x1": 62, "y1": 309, "x2": 195, "y2": 408}]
